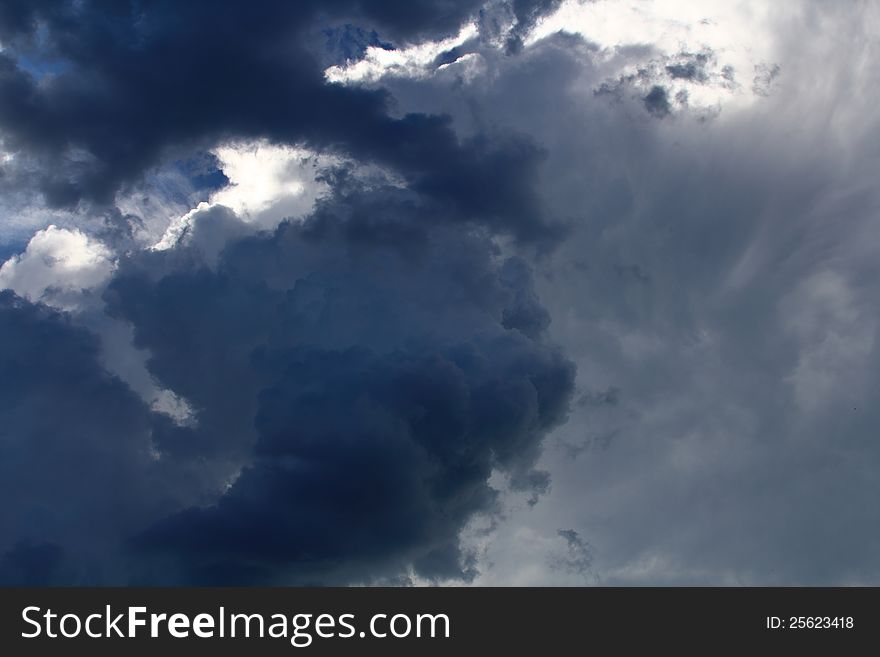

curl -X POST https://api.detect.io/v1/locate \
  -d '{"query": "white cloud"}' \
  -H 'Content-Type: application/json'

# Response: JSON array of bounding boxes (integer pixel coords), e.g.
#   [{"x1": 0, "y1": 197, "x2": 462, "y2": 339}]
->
[
  {"x1": 154, "y1": 140, "x2": 332, "y2": 253},
  {"x1": 0, "y1": 225, "x2": 115, "y2": 311},
  {"x1": 210, "y1": 141, "x2": 326, "y2": 222},
  {"x1": 0, "y1": 225, "x2": 195, "y2": 425},
  {"x1": 527, "y1": 0, "x2": 778, "y2": 109},
  {"x1": 322, "y1": 0, "x2": 781, "y2": 116},
  {"x1": 324, "y1": 22, "x2": 479, "y2": 84}
]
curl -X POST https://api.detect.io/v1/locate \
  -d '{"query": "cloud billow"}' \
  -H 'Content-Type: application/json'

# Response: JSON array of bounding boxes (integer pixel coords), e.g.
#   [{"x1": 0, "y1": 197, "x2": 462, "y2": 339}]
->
[
  {"x1": 0, "y1": 291, "x2": 197, "y2": 583},
  {"x1": 100, "y1": 185, "x2": 574, "y2": 584},
  {"x1": 0, "y1": 0, "x2": 574, "y2": 585},
  {"x1": 0, "y1": 0, "x2": 560, "y2": 243},
  {"x1": 5, "y1": 0, "x2": 878, "y2": 588}
]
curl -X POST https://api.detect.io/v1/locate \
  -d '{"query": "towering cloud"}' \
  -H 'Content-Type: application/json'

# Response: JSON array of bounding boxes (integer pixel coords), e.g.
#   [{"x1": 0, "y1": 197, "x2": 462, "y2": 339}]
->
[
  {"x1": 0, "y1": 1, "x2": 572, "y2": 583},
  {"x1": 106, "y1": 184, "x2": 574, "y2": 584},
  {"x1": 1, "y1": 0, "x2": 879, "y2": 587}
]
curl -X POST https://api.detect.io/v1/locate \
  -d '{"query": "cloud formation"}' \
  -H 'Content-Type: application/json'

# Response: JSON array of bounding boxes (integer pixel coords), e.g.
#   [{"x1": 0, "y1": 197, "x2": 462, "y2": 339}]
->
[
  {"x1": 0, "y1": 291, "x2": 199, "y2": 584},
  {"x1": 2, "y1": 0, "x2": 880, "y2": 587},
  {"x1": 0, "y1": 0, "x2": 562, "y2": 243},
  {"x1": 107, "y1": 186, "x2": 574, "y2": 584}
]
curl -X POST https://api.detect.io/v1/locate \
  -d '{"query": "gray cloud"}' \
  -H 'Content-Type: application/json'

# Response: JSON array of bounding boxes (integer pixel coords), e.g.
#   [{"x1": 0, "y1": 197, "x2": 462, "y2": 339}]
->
[
  {"x1": 0, "y1": 291, "x2": 207, "y2": 584},
  {"x1": 97, "y1": 180, "x2": 574, "y2": 584},
  {"x1": 549, "y1": 529, "x2": 595, "y2": 583},
  {"x1": 429, "y1": 3, "x2": 880, "y2": 585},
  {"x1": 2, "y1": 0, "x2": 880, "y2": 587}
]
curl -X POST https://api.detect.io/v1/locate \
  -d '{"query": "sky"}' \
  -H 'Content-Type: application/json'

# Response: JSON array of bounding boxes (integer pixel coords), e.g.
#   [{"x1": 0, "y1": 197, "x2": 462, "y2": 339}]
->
[{"x1": 0, "y1": 0, "x2": 878, "y2": 585}]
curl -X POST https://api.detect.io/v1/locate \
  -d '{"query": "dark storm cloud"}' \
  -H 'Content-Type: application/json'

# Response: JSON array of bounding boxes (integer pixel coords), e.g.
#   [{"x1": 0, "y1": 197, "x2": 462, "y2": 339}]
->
[
  {"x1": 0, "y1": 541, "x2": 64, "y2": 586},
  {"x1": 0, "y1": 2, "x2": 576, "y2": 584},
  {"x1": 0, "y1": 0, "x2": 558, "y2": 243},
  {"x1": 0, "y1": 0, "x2": 484, "y2": 52},
  {"x1": 0, "y1": 290, "x2": 207, "y2": 584},
  {"x1": 102, "y1": 185, "x2": 574, "y2": 584},
  {"x1": 7, "y1": 0, "x2": 875, "y2": 588},
  {"x1": 0, "y1": 171, "x2": 575, "y2": 584}
]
